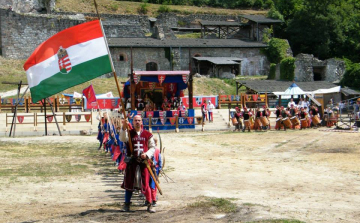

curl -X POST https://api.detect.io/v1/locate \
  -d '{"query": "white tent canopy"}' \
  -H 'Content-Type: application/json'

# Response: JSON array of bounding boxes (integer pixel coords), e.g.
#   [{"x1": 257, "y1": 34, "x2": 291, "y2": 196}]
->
[
  {"x1": 96, "y1": 92, "x2": 114, "y2": 99},
  {"x1": 311, "y1": 86, "x2": 341, "y2": 95}
]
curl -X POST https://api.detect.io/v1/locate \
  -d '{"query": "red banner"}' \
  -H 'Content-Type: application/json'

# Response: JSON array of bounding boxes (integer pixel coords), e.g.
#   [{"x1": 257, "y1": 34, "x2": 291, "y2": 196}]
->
[
  {"x1": 182, "y1": 74, "x2": 188, "y2": 84},
  {"x1": 82, "y1": 85, "x2": 97, "y2": 103},
  {"x1": 86, "y1": 98, "x2": 121, "y2": 109},
  {"x1": 133, "y1": 73, "x2": 140, "y2": 84},
  {"x1": 180, "y1": 96, "x2": 217, "y2": 108},
  {"x1": 172, "y1": 111, "x2": 179, "y2": 116}
]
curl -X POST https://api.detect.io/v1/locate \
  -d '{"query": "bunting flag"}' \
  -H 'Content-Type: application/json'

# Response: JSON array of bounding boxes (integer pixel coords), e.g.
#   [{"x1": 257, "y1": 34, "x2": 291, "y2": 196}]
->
[
  {"x1": 74, "y1": 114, "x2": 81, "y2": 122},
  {"x1": 17, "y1": 116, "x2": 24, "y2": 124},
  {"x1": 235, "y1": 95, "x2": 240, "y2": 101},
  {"x1": 65, "y1": 115, "x2": 72, "y2": 122},
  {"x1": 47, "y1": 115, "x2": 53, "y2": 123},
  {"x1": 82, "y1": 85, "x2": 97, "y2": 103},
  {"x1": 23, "y1": 20, "x2": 112, "y2": 103},
  {"x1": 182, "y1": 74, "x2": 188, "y2": 84},
  {"x1": 85, "y1": 114, "x2": 91, "y2": 122},
  {"x1": 172, "y1": 111, "x2": 179, "y2": 116},
  {"x1": 169, "y1": 117, "x2": 176, "y2": 125},
  {"x1": 158, "y1": 75, "x2": 166, "y2": 84},
  {"x1": 179, "y1": 117, "x2": 185, "y2": 124},
  {"x1": 187, "y1": 117, "x2": 194, "y2": 124},
  {"x1": 181, "y1": 110, "x2": 186, "y2": 117}
]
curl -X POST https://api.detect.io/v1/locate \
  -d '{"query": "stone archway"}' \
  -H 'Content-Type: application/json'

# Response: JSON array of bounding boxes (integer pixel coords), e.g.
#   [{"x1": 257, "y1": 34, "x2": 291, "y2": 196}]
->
[{"x1": 146, "y1": 62, "x2": 158, "y2": 71}]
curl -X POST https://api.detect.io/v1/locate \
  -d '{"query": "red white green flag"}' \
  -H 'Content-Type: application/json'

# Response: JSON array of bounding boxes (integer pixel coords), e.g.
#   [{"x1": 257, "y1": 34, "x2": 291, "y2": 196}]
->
[{"x1": 24, "y1": 20, "x2": 112, "y2": 103}]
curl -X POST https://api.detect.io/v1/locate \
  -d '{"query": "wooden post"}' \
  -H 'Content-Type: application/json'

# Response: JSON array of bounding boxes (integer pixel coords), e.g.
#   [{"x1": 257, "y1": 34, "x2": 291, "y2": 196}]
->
[
  {"x1": 149, "y1": 116, "x2": 152, "y2": 133},
  {"x1": 0, "y1": 96, "x2": 2, "y2": 112},
  {"x1": 175, "y1": 115, "x2": 179, "y2": 133},
  {"x1": 188, "y1": 48, "x2": 193, "y2": 109}
]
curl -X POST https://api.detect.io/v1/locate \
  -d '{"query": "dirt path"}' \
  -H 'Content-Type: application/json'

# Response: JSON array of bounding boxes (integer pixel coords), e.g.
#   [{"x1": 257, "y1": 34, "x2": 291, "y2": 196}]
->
[{"x1": 0, "y1": 129, "x2": 359, "y2": 222}]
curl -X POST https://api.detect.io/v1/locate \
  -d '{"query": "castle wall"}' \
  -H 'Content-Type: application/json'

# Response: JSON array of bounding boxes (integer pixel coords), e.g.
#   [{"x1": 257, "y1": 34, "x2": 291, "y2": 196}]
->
[{"x1": 110, "y1": 47, "x2": 269, "y2": 77}]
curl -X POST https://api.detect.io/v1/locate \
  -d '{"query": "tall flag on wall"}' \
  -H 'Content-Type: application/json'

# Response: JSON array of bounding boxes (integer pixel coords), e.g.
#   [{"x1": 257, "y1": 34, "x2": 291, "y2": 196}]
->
[
  {"x1": 82, "y1": 85, "x2": 97, "y2": 103},
  {"x1": 23, "y1": 20, "x2": 112, "y2": 103}
]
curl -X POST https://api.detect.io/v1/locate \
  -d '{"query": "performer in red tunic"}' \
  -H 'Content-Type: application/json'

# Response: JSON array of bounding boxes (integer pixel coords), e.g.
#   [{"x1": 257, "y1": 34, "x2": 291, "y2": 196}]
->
[{"x1": 120, "y1": 115, "x2": 156, "y2": 213}]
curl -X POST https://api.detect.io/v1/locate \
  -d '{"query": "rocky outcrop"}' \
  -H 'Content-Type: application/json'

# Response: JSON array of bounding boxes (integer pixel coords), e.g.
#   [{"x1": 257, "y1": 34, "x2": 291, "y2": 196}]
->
[
  {"x1": 293, "y1": 53, "x2": 345, "y2": 82},
  {"x1": 6, "y1": 0, "x2": 55, "y2": 14}
]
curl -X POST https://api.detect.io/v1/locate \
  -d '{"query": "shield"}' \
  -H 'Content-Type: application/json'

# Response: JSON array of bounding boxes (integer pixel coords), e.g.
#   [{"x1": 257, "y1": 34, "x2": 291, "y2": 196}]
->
[
  {"x1": 172, "y1": 111, "x2": 179, "y2": 116},
  {"x1": 133, "y1": 73, "x2": 140, "y2": 84},
  {"x1": 160, "y1": 117, "x2": 166, "y2": 125},
  {"x1": 195, "y1": 97, "x2": 202, "y2": 105},
  {"x1": 179, "y1": 117, "x2": 185, "y2": 124},
  {"x1": 17, "y1": 116, "x2": 24, "y2": 124},
  {"x1": 47, "y1": 116, "x2": 53, "y2": 123},
  {"x1": 187, "y1": 117, "x2": 194, "y2": 124},
  {"x1": 182, "y1": 74, "x2": 188, "y2": 84},
  {"x1": 235, "y1": 95, "x2": 240, "y2": 101},
  {"x1": 65, "y1": 115, "x2": 72, "y2": 122},
  {"x1": 169, "y1": 117, "x2": 176, "y2": 125},
  {"x1": 85, "y1": 114, "x2": 91, "y2": 122},
  {"x1": 158, "y1": 75, "x2": 166, "y2": 84},
  {"x1": 74, "y1": 114, "x2": 81, "y2": 122},
  {"x1": 143, "y1": 118, "x2": 149, "y2": 125},
  {"x1": 252, "y1": 94, "x2": 259, "y2": 101},
  {"x1": 57, "y1": 46, "x2": 72, "y2": 74},
  {"x1": 151, "y1": 118, "x2": 158, "y2": 125},
  {"x1": 141, "y1": 111, "x2": 146, "y2": 118}
]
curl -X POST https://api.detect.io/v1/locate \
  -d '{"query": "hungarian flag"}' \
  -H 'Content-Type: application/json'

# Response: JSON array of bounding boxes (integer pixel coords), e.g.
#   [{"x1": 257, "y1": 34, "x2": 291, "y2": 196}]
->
[
  {"x1": 82, "y1": 85, "x2": 97, "y2": 103},
  {"x1": 24, "y1": 20, "x2": 112, "y2": 103}
]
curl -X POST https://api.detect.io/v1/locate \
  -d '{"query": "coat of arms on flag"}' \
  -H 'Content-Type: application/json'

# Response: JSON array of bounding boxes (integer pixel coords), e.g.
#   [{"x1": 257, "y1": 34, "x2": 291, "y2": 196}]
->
[
  {"x1": 57, "y1": 46, "x2": 72, "y2": 74},
  {"x1": 143, "y1": 118, "x2": 149, "y2": 125},
  {"x1": 160, "y1": 117, "x2": 166, "y2": 125}
]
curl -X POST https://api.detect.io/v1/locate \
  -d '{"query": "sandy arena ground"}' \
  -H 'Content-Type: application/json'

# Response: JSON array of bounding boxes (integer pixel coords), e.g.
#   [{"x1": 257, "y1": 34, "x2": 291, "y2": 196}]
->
[{"x1": 0, "y1": 129, "x2": 360, "y2": 223}]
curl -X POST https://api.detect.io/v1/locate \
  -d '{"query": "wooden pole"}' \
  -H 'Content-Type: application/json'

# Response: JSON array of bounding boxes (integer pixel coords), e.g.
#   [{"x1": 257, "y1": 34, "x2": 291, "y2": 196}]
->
[{"x1": 44, "y1": 99, "x2": 48, "y2": 136}]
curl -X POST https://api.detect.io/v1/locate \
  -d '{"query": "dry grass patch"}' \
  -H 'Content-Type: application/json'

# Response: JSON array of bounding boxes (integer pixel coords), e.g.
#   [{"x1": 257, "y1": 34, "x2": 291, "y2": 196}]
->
[{"x1": 55, "y1": 0, "x2": 268, "y2": 16}]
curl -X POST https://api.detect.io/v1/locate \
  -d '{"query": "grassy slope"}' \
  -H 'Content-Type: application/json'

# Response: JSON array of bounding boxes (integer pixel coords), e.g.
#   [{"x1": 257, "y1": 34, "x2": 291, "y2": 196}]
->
[{"x1": 55, "y1": 0, "x2": 267, "y2": 16}]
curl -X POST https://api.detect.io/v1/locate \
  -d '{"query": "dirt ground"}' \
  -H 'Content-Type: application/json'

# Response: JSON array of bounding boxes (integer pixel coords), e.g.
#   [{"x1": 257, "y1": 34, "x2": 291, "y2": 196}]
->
[{"x1": 1, "y1": 129, "x2": 360, "y2": 223}]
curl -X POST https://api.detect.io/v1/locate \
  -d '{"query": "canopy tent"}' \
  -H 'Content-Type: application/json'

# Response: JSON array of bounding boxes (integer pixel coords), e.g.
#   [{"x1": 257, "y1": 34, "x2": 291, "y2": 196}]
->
[
  {"x1": 311, "y1": 86, "x2": 341, "y2": 95},
  {"x1": 124, "y1": 71, "x2": 190, "y2": 99},
  {"x1": 273, "y1": 83, "x2": 310, "y2": 99}
]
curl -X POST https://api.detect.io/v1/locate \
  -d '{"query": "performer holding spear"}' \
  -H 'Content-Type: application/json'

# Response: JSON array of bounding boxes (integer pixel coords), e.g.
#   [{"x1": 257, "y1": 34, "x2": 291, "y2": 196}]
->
[{"x1": 120, "y1": 115, "x2": 160, "y2": 213}]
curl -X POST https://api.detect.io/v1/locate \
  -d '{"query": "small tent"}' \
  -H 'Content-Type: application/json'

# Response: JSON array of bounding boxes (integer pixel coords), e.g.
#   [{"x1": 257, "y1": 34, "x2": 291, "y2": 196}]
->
[{"x1": 273, "y1": 83, "x2": 309, "y2": 99}]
